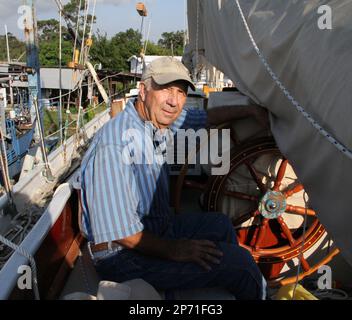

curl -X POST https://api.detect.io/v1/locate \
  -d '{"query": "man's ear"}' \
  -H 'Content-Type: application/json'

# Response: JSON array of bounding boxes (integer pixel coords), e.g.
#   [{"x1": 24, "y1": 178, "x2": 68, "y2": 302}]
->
[{"x1": 139, "y1": 82, "x2": 146, "y2": 102}]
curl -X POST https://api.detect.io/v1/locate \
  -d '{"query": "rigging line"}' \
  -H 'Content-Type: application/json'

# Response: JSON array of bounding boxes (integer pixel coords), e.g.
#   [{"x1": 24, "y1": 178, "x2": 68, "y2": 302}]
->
[
  {"x1": 0, "y1": 127, "x2": 12, "y2": 201},
  {"x1": 79, "y1": 0, "x2": 90, "y2": 65},
  {"x1": 88, "y1": 0, "x2": 97, "y2": 39},
  {"x1": 65, "y1": 0, "x2": 82, "y2": 120},
  {"x1": 39, "y1": 70, "x2": 119, "y2": 102},
  {"x1": 44, "y1": 80, "x2": 132, "y2": 141},
  {"x1": 59, "y1": 7, "x2": 63, "y2": 145},
  {"x1": 194, "y1": 0, "x2": 200, "y2": 82},
  {"x1": 234, "y1": 0, "x2": 352, "y2": 160},
  {"x1": 0, "y1": 234, "x2": 40, "y2": 300},
  {"x1": 85, "y1": 0, "x2": 97, "y2": 59},
  {"x1": 183, "y1": 0, "x2": 188, "y2": 50},
  {"x1": 292, "y1": 191, "x2": 308, "y2": 300},
  {"x1": 143, "y1": 19, "x2": 151, "y2": 55}
]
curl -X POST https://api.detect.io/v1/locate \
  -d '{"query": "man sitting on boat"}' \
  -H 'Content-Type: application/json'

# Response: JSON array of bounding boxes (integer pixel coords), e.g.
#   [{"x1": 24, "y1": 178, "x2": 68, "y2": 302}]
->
[{"x1": 80, "y1": 56, "x2": 268, "y2": 300}]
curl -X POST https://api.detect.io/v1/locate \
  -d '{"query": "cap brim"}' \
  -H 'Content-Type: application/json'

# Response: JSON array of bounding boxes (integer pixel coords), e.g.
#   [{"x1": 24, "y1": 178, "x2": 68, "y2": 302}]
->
[{"x1": 152, "y1": 73, "x2": 196, "y2": 91}]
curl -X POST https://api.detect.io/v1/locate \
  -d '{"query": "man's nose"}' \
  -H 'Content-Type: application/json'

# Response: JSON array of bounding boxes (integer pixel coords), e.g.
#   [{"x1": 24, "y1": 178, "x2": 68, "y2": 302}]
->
[{"x1": 166, "y1": 90, "x2": 179, "y2": 107}]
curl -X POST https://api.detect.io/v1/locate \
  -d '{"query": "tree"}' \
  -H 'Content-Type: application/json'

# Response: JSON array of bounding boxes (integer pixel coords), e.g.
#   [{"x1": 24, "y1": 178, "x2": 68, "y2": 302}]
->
[
  {"x1": 37, "y1": 19, "x2": 61, "y2": 42},
  {"x1": 157, "y1": 31, "x2": 185, "y2": 56},
  {"x1": 36, "y1": 19, "x2": 73, "y2": 66},
  {"x1": 89, "y1": 31, "x2": 116, "y2": 70},
  {"x1": 62, "y1": 0, "x2": 96, "y2": 42},
  {"x1": 143, "y1": 41, "x2": 169, "y2": 56},
  {"x1": 90, "y1": 29, "x2": 142, "y2": 72},
  {"x1": 36, "y1": 0, "x2": 97, "y2": 67},
  {"x1": 111, "y1": 29, "x2": 142, "y2": 71},
  {"x1": 0, "y1": 33, "x2": 26, "y2": 62}
]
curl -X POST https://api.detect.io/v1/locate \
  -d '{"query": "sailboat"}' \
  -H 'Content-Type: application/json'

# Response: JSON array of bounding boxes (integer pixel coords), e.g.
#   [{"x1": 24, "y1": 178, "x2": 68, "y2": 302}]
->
[{"x1": 180, "y1": 0, "x2": 352, "y2": 288}]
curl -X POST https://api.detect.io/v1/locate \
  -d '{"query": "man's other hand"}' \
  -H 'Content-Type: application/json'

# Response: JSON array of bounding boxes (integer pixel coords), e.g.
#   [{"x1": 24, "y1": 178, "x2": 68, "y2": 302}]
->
[{"x1": 172, "y1": 239, "x2": 223, "y2": 271}]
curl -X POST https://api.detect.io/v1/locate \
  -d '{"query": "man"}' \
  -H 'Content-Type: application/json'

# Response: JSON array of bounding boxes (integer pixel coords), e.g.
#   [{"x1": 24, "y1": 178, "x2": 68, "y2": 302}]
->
[{"x1": 80, "y1": 57, "x2": 268, "y2": 299}]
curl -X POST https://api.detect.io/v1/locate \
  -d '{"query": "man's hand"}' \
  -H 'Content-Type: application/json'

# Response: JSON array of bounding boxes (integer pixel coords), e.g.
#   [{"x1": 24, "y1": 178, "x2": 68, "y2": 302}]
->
[
  {"x1": 117, "y1": 231, "x2": 223, "y2": 271},
  {"x1": 171, "y1": 239, "x2": 223, "y2": 271}
]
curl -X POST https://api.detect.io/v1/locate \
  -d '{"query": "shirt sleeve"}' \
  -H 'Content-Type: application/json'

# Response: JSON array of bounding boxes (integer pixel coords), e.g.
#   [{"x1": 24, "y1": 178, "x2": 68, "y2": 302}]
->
[
  {"x1": 170, "y1": 106, "x2": 208, "y2": 133},
  {"x1": 83, "y1": 143, "x2": 144, "y2": 244}
]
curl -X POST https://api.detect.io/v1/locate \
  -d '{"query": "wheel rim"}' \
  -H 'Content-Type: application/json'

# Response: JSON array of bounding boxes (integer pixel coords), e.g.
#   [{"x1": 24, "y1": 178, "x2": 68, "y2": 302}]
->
[{"x1": 174, "y1": 135, "x2": 338, "y2": 285}]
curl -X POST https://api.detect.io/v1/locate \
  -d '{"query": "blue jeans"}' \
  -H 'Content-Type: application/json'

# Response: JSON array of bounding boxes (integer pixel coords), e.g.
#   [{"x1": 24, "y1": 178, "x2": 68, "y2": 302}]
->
[{"x1": 95, "y1": 212, "x2": 265, "y2": 300}]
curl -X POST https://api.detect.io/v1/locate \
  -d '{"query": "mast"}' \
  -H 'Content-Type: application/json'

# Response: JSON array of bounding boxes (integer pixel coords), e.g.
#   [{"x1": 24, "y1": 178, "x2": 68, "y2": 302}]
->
[
  {"x1": 23, "y1": 0, "x2": 53, "y2": 180},
  {"x1": 4, "y1": 25, "x2": 14, "y2": 107},
  {"x1": 4, "y1": 25, "x2": 10, "y2": 63},
  {"x1": 23, "y1": 0, "x2": 42, "y2": 142}
]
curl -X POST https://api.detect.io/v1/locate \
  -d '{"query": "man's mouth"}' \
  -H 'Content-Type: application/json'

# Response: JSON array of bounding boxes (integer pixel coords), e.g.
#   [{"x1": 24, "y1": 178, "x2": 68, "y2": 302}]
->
[{"x1": 162, "y1": 109, "x2": 176, "y2": 117}]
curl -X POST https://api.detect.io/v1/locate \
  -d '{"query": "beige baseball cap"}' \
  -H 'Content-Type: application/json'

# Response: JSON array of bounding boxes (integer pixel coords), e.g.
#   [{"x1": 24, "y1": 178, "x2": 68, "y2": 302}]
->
[{"x1": 141, "y1": 56, "x2": 195, "y2": 91}]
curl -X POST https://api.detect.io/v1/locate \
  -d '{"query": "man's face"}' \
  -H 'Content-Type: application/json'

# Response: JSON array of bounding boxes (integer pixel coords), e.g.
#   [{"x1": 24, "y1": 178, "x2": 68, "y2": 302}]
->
[{"x1": 141, "y1": 80, "x2": 188, "y2": 129}]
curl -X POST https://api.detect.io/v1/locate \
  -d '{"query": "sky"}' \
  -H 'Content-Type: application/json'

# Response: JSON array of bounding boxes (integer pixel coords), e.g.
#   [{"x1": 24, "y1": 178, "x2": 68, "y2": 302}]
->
[{"x1": 0, "y1": 0, "x2": 188, "y2": 42}]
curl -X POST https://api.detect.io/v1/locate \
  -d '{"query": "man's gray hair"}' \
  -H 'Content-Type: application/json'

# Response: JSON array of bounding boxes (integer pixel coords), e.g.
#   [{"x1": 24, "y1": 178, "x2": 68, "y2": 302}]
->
[{"x1": 142, "y1": 77, "x2": 153, "y2": 91}]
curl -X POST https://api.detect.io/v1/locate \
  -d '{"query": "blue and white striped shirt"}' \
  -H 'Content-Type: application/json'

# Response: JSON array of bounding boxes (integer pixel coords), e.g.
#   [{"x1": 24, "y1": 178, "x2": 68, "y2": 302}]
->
[{"x1": 80, "y1": 99, "x2": 207, "y2": 244}]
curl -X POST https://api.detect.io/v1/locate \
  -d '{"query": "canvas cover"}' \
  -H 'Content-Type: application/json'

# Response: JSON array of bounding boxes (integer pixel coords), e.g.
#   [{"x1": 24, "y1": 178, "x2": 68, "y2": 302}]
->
[{"x1": 186, "y1": 0, "x2": 352, "y2": 265}]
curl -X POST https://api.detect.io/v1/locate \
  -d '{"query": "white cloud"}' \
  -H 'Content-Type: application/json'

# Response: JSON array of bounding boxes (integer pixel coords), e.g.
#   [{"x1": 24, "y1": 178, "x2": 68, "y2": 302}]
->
[
  {"x1": 0, "y1": 0, "x2": 57, "y2": 19},
  {"x1": 0, "y1": 0, "x2": 133, "y2": 20}
]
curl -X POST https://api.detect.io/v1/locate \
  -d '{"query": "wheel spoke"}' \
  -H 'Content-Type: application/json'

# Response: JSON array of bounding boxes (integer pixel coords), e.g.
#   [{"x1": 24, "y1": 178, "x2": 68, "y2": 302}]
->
[
  {"x1": 253, "y1": 218, "x2": 269, "y2": 250},
  {"x1": 244, "y1": 162, "x2": 267, "y2": 194},
  {"x1": 233, "y1": 209, "x2": 260, "y2": 226},
  {"x1": 286, "y1": 204, "x2": 316, "y2": 216},
  {"x1": 277, "y1": 216, "x2": 296, "y2": 246},
  {"x1": 184, "y1": 179, "x2": 207, "y2": 191},
  {"x1": 283, "y1": 184, "x2": 304, "y2": 198},
  {"x1": 273, "y1": 159, "x2": 288, "y2": 191},
  {"x1": 223, "y1": 190, "x2": 259, "y2": 202}
]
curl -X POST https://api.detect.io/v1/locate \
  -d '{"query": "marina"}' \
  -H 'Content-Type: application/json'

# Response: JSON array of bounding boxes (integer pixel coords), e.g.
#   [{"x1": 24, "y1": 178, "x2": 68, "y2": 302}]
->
[{"x1": 0, "y1": 0, "x2": 351, "y2": 301}]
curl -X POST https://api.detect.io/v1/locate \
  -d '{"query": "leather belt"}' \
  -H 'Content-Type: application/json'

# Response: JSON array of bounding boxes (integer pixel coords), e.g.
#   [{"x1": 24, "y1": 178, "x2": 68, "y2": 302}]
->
[{"x1": 89, "y1": 241, "x2": 121, "y2": 253}]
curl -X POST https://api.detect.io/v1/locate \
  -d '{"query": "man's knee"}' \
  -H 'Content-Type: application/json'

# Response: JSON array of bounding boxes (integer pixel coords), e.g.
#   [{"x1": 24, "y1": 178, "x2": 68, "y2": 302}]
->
[{"x1": 218, "y1": 243, "x2": 264, "y2": 299}]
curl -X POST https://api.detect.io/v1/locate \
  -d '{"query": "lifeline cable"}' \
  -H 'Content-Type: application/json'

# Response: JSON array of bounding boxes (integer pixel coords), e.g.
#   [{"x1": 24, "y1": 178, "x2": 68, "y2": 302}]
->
[{"x1": 0, "y1": 234, "x2": 40, "y2": 300}]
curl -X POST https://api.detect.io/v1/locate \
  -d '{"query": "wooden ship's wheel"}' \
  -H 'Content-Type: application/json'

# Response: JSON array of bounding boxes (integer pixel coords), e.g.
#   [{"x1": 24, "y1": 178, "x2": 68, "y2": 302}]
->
[{"x1": 174, "y1": 125, "x2": 339, "y2": 286}]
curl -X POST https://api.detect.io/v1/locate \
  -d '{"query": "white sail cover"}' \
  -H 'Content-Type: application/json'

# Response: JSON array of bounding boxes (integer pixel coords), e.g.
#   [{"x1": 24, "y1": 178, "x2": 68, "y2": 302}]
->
[{"x1": 187, "y1": 0, "x2": 352, "y2": 265}]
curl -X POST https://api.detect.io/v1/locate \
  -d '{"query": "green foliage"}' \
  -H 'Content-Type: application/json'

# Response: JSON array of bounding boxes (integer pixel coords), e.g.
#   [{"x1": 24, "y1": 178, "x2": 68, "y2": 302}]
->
[
  {"x1": 89, "y1": 28, "x2": 142, "y2": 72},
  {"x1": 158, "y1": 31, "x2": 185, "y2": 56},
  {"x1": 39, "y1": 38, "x2": 73, "y2": 67},
  {"x1": 62, "y1": 0, "x2": 96, "y2": 36},
  {"x1": 0, "y1": 11, "x2": 186, "y2": 70},
  {"x1": 144, "y1": 41, "x2": 169, "y2": 56},
  {"x1": 0, "y1": 33, "x2": 26, "y2": 62},
  {"x1": 110, "y1": 29, "x2": 142, "y2": 71},
  {"x1": 37, "y1": 19, "x2": 62, "y2": 41}
]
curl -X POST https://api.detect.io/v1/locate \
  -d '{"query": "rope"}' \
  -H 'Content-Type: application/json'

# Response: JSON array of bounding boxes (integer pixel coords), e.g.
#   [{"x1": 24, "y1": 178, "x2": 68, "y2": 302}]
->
[
  {"x1": 64, "y1": 0, "x2": 82, "y2": 141},
  {"x1": 194, "y1": 0, "x2": 200, "y2": 81},
  {"x1": 88, "y1": 0, "x2": 97, "y2": 39},
  {"x1": 234, "y1": 0, "x2": 352, "y2": 160},
  {"x1": 59, "y1": 7, "x2": 63, "y2": 146},
  {"x1": 79, "y1": 0, "x2": 90, "y2": 65},
  {"x1": 0, "y1": 234, "x2": 40, "y2": 300},
  {"x1": 143, "y1": 20, "x2": 151, "y2": 56},
  {"x1": 292, "y1": 191, "x2": 308, "y2": 300},
  {"x1": 311, "y1": 288, "x2": 349, "y2": 300},
  {"x1": 39, "y1": 72, "x2": 124, "y2": 102},
  {"x1": 183, "y1": 0, "x2": 188, "y2": 51}
]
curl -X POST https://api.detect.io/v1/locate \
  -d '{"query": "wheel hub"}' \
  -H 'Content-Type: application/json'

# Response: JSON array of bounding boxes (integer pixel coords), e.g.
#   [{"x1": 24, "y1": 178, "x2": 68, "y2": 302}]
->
[{"x1": 259, "y1": 190, "x2": 287, "y2": 219}]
